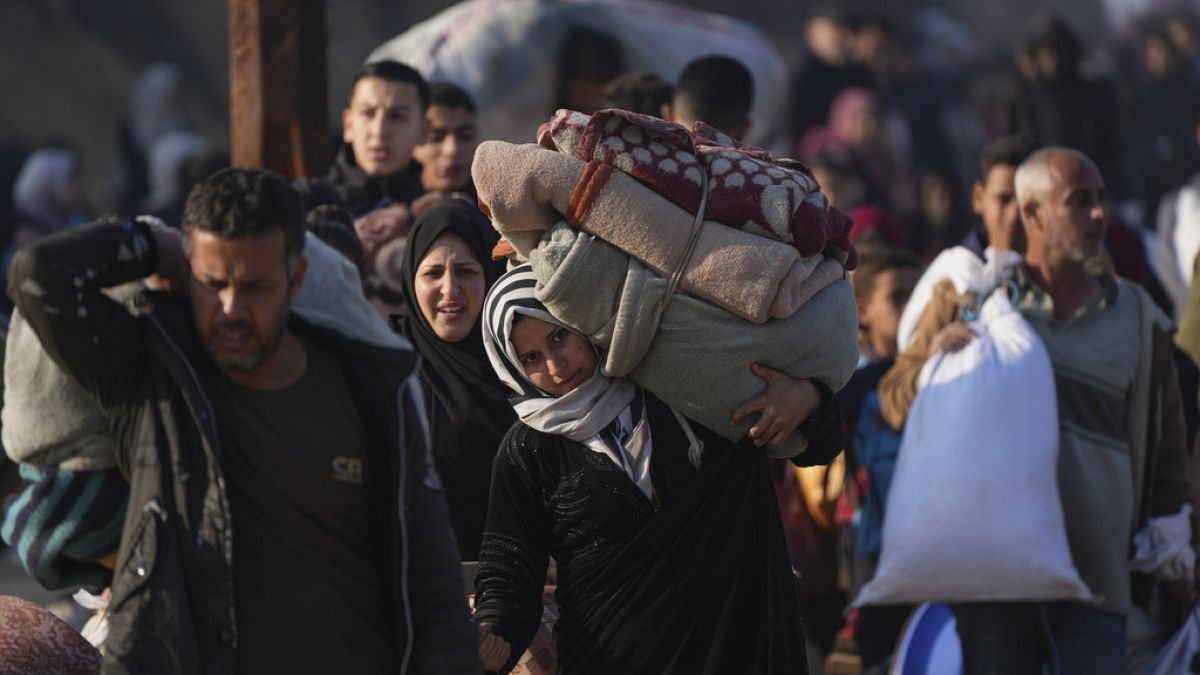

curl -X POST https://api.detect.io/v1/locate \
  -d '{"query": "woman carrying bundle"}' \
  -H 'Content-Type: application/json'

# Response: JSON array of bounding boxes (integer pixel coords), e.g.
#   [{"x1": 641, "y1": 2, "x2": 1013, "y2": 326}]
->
[{"x1": 473, "y1": 266, "x2": 844, "y2": 674}]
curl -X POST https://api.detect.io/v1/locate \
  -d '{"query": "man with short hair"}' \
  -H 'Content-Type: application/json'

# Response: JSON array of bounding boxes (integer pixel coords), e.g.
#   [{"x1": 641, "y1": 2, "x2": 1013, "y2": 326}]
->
[
  {"x1": 661, "y1": 55, "x2": 754, "y2": 140},
  {"x1": 961, "y1": 135, "x2": 1042, "y2": 257},
  {"x1": 8, "y1": 167, "x2": 479, "y2": 673},
  {"x1": 887, "y1": 148, "x2": 1194, "y2": 674},
  {"x1": 603, "y1": 71, "x2": 674, "y2": 117},
  {"x1": 298, "y1": 60, "x2": 430, "y2": 216},
  {"x1": 894, "y1": 135, "x2": 1039, "y2": 355},
  {"x1": 413, "y1": 82, "x2": 480, "y2": 196}
]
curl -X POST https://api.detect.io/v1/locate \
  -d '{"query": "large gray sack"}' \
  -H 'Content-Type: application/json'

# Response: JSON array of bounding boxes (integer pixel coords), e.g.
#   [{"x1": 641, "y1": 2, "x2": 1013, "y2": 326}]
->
[{"x1": 529, "y1": 222, "x2": 858, "y2": 453}]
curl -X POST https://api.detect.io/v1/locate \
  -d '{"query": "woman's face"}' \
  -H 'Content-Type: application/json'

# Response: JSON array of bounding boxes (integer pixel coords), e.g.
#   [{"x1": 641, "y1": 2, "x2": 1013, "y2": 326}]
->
[
  {"x1": 509, "y1": 316, "x2": 597, "y2": 396},
  {"x1": 414, "y1": 233, "x2": 485, "y2": 342}
]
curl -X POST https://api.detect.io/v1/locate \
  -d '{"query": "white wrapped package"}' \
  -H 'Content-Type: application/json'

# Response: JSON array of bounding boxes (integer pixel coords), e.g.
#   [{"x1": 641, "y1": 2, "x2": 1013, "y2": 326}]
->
[
  {"x1": 853, "y1": 289, "x2": 1092, "y2": 606},
  {"x1": 367, "y1": 0, "x2": 788, "y2": 149}
]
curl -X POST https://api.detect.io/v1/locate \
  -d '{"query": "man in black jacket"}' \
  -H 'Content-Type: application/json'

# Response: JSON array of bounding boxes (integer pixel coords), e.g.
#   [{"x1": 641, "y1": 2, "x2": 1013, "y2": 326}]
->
[
  {"x1": 8, "y1": 167, "x2": 479, "y2": 674},
  {"x1": 297, "y1": 60, "x2": 429, "y2": 216}
]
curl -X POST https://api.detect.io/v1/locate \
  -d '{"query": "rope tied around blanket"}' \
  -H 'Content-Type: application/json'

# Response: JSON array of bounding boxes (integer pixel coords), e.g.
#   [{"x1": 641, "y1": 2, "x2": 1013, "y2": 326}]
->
[{"x1": 651, "y1": 167, "x2": 711, "y2": 327}]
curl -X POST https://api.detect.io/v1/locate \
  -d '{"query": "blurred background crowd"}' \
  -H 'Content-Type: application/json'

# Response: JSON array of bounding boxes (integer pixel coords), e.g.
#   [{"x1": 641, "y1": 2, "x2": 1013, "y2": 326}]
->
[{"x1": 3, "y1": 1, "x2": 1200, "y2": 673}]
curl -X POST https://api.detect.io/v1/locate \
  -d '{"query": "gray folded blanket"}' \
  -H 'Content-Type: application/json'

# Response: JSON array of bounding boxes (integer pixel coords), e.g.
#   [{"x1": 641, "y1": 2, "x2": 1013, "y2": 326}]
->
[
  {"x1": 3, "y1": 232, "x2": 407, "y2": 470},
  {"x1": 529, "y1": 222, "x2": 858, "y2": 455},
  {"x1": 3, "y1": 283, "x2": 142, "y2": 471}
]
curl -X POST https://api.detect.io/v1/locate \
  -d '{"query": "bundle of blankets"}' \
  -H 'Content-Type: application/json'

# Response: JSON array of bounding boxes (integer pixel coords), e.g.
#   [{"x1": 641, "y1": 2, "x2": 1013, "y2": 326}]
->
[{"x1": 473, "y1": 109, "x2": 860, "y2": 457}]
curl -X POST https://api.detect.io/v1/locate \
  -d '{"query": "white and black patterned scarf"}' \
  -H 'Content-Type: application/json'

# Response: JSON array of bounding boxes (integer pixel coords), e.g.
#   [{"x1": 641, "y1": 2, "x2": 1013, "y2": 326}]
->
[{"x1": 482, "y1": 266, "x2": 656, "y2": 496}]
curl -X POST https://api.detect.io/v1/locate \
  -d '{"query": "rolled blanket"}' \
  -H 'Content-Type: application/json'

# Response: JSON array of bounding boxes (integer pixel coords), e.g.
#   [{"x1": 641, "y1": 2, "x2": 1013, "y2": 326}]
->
[
  {"x1": 1, "y1": 465, "x2": 127, "y2": 590},
  {"x1": 3, "y1": 283, "x2": 143, "y2": 472},
  {"x1": 537, "y1": 109, "x2": 855, "y2": 265},
  {"x1": 529, "y1": 222, "x2": 858, "y2": 449},
  {"x1": 475, "y1": 141, "x2": 831, "y2": 323}
]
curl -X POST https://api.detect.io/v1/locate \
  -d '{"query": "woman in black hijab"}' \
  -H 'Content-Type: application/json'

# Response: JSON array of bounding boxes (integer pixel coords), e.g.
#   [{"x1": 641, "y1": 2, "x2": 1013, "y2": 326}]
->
[{"x1": 398, "y1": 201, "x2": 514, "y2": 561}]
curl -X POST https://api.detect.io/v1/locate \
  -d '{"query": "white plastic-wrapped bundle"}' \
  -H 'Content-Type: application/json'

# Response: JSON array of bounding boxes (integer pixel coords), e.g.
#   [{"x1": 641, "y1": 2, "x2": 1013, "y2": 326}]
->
[
  {"x1": 854, "y1": 288, "x2": 1092, "y2": 606},
  {"x1": 367, "y1": 0, "x2": 788, "y2": 149}
]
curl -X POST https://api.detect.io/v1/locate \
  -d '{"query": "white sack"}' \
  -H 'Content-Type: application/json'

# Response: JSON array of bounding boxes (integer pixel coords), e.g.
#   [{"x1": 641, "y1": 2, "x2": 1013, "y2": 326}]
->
[
  {"x1": 1147, "y1": 608, "x2": 1200, "y2": 675},
  {"x1": 854, "y1": 288, "x2": 1092, "y2": 606}
]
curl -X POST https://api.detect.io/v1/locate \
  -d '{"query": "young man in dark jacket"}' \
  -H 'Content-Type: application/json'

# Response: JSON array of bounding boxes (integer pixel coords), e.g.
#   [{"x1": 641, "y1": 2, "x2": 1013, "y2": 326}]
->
[
  {"x1": 297, "y1": 60, "x2": 429, "y2": 217},
  {"x1": 8, "y1": 167, "x2": 480, "y2": 674}
]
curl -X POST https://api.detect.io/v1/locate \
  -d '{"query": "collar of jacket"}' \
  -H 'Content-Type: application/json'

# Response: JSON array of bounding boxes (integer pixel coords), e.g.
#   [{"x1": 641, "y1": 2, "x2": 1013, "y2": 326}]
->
[{"x1": 328, "y1": 144, "x2": 425, "y2": 213}]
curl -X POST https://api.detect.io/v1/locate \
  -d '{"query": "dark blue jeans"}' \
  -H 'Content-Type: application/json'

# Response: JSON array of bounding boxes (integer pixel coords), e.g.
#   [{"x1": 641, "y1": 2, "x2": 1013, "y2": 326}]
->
[{"x1": 951, "y1": 601, "x2": 1126, "y2": 675}]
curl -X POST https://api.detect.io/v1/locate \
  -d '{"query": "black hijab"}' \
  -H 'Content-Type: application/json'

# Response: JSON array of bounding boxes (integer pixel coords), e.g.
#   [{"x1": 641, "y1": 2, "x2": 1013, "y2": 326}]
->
[
  {"x1": 398, "y1": 201, "x2": 515, "y2": 560},
  {"x1": 397, "y1": 200, "x2": 515, "y2": 448}
]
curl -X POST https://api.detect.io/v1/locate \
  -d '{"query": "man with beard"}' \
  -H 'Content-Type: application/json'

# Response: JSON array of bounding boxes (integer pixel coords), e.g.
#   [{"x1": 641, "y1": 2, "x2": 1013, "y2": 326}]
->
[
  {"x1": 7, "y1": 167, "x2": 479, "y2": 674},
  {"x1": 888, "y1": 148, "x2": 1194, "y2": 674}
]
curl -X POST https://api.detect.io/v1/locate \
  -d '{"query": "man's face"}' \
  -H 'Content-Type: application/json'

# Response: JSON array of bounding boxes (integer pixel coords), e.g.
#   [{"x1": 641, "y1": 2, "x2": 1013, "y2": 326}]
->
[
  {"x1": 413, "y1": 105, "x2": 479, "y2": 191},
  {"x1": 187, "y1": 229, "x2": 305, "y2": 375},
  {"x1": 973, "y1": 163, "x2": 1025, "y2": 252},
  {"x1": 342, "y1": 77, "x2": 425, "y2": 177},
  {"x1": 1029, "y1": 155, "x2": 1107, "y2": 266}
]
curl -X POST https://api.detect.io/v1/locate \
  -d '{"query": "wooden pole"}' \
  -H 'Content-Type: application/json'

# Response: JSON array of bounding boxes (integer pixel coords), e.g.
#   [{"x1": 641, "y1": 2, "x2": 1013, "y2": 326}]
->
[{"x1": 229, "y1": 0, "x2": 328, "y2": 179}]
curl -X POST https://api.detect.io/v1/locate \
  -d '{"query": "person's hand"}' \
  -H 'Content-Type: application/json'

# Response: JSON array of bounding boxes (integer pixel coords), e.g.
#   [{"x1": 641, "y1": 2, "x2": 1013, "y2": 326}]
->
[
  {"x1": 147, "y1": 224, "x2": 187, "y2": 291},
  {"x1": 1166, "y1": 560, "x2": 1200, "y2": 608},
  {"x1": 478, "y1": 622, "x2": 512, "y2": 672},
  {"x1": 929, "y1": 322, "x2": 975, "y2": 355},
  {"x1": 731, "y1": 363, "x2": 822, "y2": 447}
]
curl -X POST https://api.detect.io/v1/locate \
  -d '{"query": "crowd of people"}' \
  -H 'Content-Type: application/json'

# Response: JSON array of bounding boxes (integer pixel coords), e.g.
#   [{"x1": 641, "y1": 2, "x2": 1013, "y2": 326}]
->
[{"x1": 1, "y1": 4, "x2": 1200, "y2": 675}]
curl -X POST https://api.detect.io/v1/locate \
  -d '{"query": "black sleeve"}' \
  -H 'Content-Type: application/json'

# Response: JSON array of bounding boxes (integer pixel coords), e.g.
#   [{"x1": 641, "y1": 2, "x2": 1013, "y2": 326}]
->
[
  {"x1": 398, "y1": 378, "x2": 482, "y2": 674},
  {"x1": 792, "y1": 379, "x2": 845, "y2": 467},
  {"x1": 7, "y1": 216, "x2": 157, "y2": 411},
  {"x1": 293, "y1": 176, "x2": 343, "y2": 212},
  {"x1": 472, "y1": 425, "x2": 552, "y2": 672}
]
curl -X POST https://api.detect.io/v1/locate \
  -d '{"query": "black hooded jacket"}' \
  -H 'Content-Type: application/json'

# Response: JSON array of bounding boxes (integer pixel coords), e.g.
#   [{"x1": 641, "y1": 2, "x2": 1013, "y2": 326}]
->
[
  {"x1": 296, "y1": 145, "x2": 426, "y2": 216},
  {"x1": 7, "y1": 217, "x2": 480, "y2": 674}
]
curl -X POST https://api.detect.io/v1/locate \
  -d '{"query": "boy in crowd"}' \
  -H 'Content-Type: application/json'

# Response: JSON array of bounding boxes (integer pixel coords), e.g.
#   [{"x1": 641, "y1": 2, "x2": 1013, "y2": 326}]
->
[
  {"x1": 413, "y1": 82, "x2": 481, "y2": 198},
  {"x1": 298, "y1": 60, "x2": 429, "y2": 217},
  {"x1": 662, "y1": 55, "x2": 754, "y2": 141}
]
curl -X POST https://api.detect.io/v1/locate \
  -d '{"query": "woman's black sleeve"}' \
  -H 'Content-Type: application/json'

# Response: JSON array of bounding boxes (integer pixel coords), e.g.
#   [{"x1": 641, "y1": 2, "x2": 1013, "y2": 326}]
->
[
  {"x1": 792, "y1": 379, "x2": 845, "y2": 467},
  {"x1": 472, "y1": 425, "x2": 552, "y2": 670}
]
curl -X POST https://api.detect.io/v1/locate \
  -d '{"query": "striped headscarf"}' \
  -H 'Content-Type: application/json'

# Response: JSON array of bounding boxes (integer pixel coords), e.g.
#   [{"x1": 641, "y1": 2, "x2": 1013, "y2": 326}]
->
[{"x1": 482, "y1": 265, "x2": 655, "y2": 495}]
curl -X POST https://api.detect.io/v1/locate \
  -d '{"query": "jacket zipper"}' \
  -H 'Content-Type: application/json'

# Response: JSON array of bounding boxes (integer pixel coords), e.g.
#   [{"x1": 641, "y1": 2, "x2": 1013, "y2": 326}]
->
[{"x1": 145, "y1": 314, "x2": 239, "y2": 653}]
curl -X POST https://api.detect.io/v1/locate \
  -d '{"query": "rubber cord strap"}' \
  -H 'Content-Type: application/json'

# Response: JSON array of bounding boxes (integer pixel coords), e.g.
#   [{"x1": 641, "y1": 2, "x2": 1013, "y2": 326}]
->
[{"x1": 652, "y1": 168, "x2": 711, "y2": 326}]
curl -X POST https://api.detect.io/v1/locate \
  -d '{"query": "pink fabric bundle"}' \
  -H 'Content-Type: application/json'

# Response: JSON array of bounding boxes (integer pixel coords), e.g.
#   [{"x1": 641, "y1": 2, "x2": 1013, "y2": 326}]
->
[
  {"x1": 0, "y1": 595, "x2": 101, "y2": 674},
  {"x1": 474, "y1": 141, "x2": 833, "y2": 323},
  {"x1": 538, "y1": 109, "x2": 856, "y2": 268}
]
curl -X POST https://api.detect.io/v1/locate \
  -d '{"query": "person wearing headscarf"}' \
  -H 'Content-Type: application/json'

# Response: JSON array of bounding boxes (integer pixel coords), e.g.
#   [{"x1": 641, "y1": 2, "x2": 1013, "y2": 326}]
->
[
  {"x1": 471, "y1": 266, "x2": 844, "y2": 674},
  {"x1": 11, "y1": 147, "x2": 85, "y2": 237},
  {"x1": 113, "y1": 62, "x2": 191, "y2": 213},
  {"x1": 397, "y1": 201, "x2": 513, "y2": 561},
  {"x1": 799, "y1": 87, "x2": 915, "y2": 211},
  {"x1": 139, "y1": 130, "x2": 212, "y2": 227},
  {"x1": 3, "y1": 147, "x2": 87, "y2": 311}
]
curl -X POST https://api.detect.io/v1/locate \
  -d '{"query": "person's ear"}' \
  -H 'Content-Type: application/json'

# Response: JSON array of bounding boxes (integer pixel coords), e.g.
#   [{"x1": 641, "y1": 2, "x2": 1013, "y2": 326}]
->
[
  {"x1": 1022, "y1": 200, "x2": 1041, "y2": 234},
  {"x1": 971, "y1": 181, "x2": 985, "y2": 216},
  {"x1": 660, "y1": 101, "x2": 675, "y2": 123},
  {"x1": 288, "y1": 256, "x2": 309, "y2": 300},
  {"x1": 729, "y1": 119, "x2": 751, "y2": 143},
  {"x1": 342, "y1": 107, "x2": 353, "y2": 144}
]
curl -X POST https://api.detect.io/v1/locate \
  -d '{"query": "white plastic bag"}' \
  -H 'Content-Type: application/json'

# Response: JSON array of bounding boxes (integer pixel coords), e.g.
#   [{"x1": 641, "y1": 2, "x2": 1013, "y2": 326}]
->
[
  {"x1": 853, "y1": 288, "x2": 1092, "y2": 606},
  {"x1": 1147, "y1": 608, "x2": 1200, "y2": 675},
  {"x1": 367, "y1": 0, "x2": 788, "y2": 149}
]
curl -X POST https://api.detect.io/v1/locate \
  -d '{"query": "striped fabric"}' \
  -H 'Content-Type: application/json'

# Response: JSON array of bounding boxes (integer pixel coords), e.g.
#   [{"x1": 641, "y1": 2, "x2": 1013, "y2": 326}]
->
[
  {"x1": 481, "y1": 265, "x2": 658, "y2": 492},
  {"x1": 2, "y1": 464, "x2": 127, "y2": 589}
]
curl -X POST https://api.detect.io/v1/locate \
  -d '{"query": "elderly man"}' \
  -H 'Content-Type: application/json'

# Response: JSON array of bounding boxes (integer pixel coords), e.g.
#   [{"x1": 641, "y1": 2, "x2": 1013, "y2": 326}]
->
[{"x1": 883, "y1": 147, "x2": 1194, "y2": 674}]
